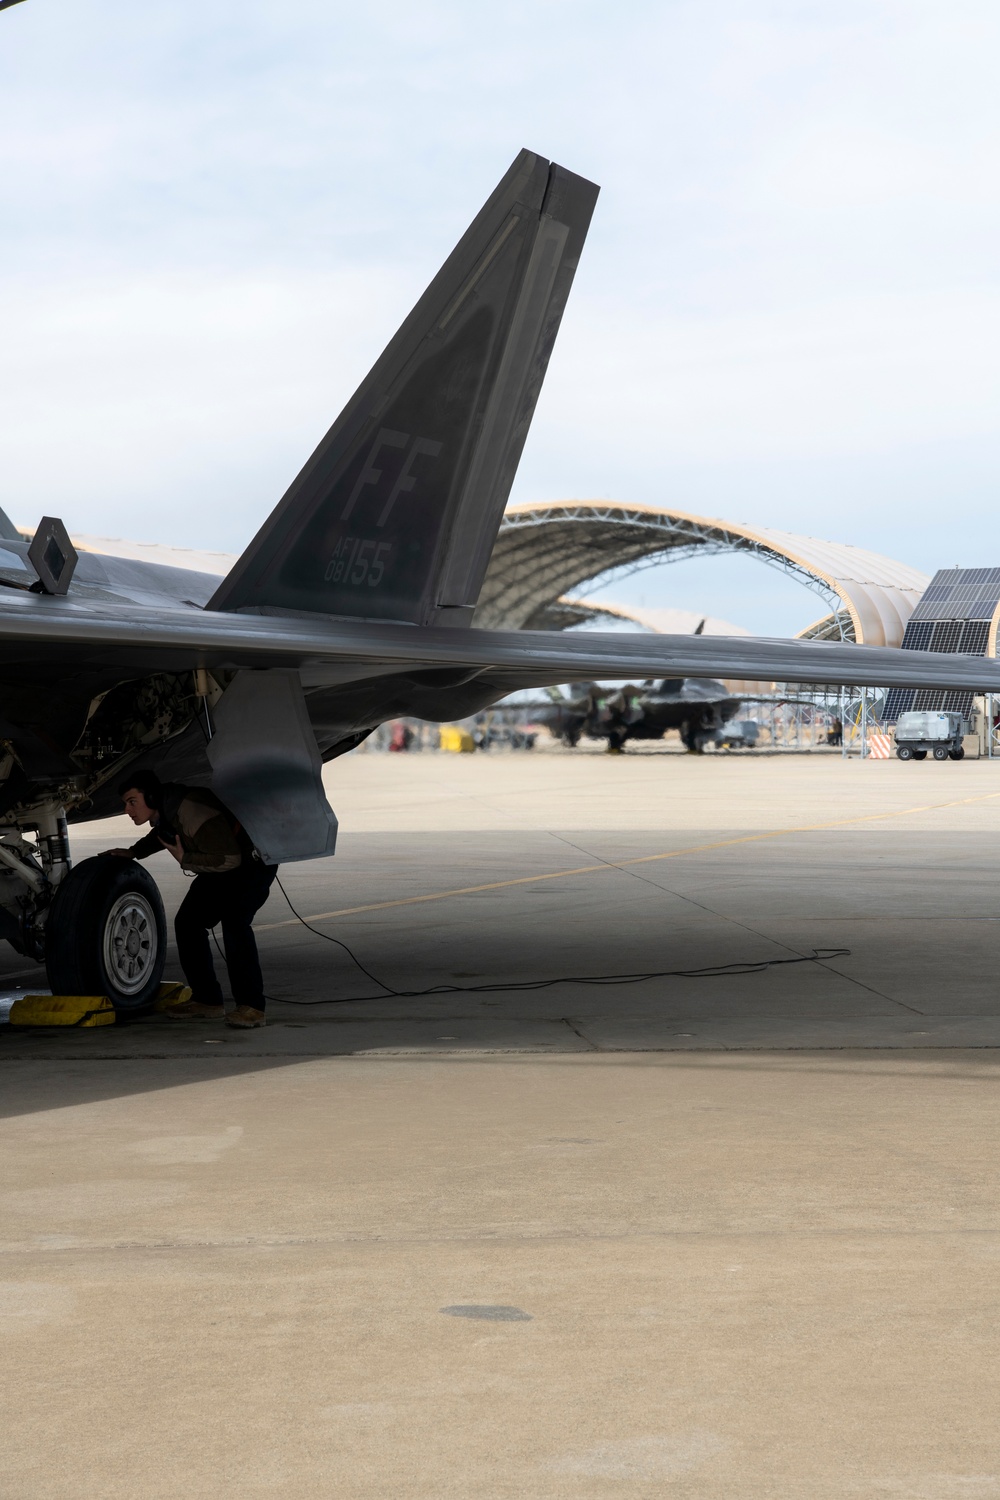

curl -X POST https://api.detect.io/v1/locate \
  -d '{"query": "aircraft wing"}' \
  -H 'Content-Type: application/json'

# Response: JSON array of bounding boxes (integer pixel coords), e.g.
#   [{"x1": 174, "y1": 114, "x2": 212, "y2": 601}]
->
[{"x1": 3, "y1": 588, "x2": 1000, "y2": 694}]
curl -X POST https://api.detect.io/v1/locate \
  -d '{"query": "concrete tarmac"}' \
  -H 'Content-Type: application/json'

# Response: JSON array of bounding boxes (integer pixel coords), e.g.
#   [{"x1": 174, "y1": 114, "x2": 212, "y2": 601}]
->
[{"x1": 3, "y1": 748, "x2": 1000, "y2": 1496}]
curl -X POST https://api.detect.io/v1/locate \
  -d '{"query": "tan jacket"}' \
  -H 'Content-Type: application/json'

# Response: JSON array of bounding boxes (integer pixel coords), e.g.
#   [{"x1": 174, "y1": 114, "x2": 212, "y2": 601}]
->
[{"x1": 129, "y1": 785, "x2": 245, "y2": 874}]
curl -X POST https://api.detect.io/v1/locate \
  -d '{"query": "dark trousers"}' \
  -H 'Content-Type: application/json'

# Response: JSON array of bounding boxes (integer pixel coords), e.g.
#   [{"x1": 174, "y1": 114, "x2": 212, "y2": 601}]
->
[{"x1": 175, "y1": 862, "x2": 278, "y2": 1010}]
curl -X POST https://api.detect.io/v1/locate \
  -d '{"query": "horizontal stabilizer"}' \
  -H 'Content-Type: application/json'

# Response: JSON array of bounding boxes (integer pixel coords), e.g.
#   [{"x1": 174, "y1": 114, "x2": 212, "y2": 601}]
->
[{"x1": 209, "y1": 151, "x2": 599, "y2": 627}]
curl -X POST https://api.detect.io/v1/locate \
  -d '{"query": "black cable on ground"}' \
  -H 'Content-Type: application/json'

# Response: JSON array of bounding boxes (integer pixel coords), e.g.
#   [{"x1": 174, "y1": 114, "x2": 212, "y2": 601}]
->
[
  {"x1": 246, "y1": 875, "x2": 851, "y2": 1008},
  {"x1": 182, "y1": 707, "x2": 852, "y2": 1006}
]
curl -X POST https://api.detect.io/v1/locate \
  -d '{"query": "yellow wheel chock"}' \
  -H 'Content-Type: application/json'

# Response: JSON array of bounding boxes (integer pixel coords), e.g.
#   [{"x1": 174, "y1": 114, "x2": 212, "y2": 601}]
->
[
  {"x1": 9, "y1": 994, "x2": 114, "y2": 1027},
  {"x1": 8, "y1": 981, "x2": 193, "y2": 1028}
]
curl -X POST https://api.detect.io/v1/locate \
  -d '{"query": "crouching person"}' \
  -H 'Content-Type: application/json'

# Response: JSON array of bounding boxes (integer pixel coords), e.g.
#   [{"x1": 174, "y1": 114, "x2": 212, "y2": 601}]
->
[{"x1": 110, "y1": 770, "x2": 277, "y2": 1027}]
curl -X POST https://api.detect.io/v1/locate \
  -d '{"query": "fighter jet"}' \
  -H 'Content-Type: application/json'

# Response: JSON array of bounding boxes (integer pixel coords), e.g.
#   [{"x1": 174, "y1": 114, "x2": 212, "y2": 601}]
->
[
  {"x1": 2, "y1": 150, "x2": 1000, "y2": 1010},
  {"x1": 542, "y1": 677, "x2": 741, "y2": 753}
]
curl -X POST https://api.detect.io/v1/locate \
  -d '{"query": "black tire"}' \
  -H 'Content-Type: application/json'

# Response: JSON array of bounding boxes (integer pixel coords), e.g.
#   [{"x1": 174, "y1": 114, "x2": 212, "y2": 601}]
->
[
  {"x1": 933, "y1": 745, "x2": 949, "y2": 761},
  {"x1": 896, "y1": 746, "x2": 913, "y2": 761},
  {"x1": 45, "y1": 857, "x2": 167, "y2": 1011},
  {"x1": 912, "y1": 750, "x2": 927, "y2": 760},
  {"x1": 949, "y1": 746, "x2": 965, "y2": 760}
]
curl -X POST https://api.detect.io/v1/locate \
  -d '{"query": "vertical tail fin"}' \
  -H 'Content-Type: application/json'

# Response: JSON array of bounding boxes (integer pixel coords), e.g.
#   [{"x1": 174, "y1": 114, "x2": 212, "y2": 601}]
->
[{"x1": 208, "y1": 150, "x2": 599, "y2": 626}]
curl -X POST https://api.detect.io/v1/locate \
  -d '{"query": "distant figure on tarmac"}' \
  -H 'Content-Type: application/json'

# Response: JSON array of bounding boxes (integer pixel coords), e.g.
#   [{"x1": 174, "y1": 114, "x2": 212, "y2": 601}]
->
[{"x1": 110, "y1": 770, "x2": 277, "y2": 1028}]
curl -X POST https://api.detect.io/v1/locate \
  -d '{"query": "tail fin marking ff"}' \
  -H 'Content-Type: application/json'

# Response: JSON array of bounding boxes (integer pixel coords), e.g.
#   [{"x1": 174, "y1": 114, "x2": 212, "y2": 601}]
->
[{"x1": 208, "y1": 151, "x2": 598, "y2": 626}]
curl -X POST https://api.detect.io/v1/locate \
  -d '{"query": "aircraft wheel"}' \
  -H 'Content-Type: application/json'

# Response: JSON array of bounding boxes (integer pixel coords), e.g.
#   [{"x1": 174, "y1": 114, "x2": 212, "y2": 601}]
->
[
  {"x1": 45, "y1": 857, "x2": 167, "y2": 1011},
  {"x1": 932, "y1": 745, "x2": 949, "y2": 761},
  {"x1": 949, "y1": 747, "x2": 965, "y2": 760},
  {"x1": 912, "y1": 750, "x2": 927, "y2": 760},
  {"x1": 896, "y1": 746, "x2": 913, "y2": 761}
]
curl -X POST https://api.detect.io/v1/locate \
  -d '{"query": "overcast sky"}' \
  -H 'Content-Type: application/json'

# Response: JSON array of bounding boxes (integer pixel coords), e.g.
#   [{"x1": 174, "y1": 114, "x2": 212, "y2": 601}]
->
[{"x1": 2, "y1": 0, "x2": 999, "y2": 633}]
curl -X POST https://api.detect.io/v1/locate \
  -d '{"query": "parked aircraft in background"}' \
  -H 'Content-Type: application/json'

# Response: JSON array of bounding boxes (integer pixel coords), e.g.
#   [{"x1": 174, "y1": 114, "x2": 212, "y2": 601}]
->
[
  {"x1": 2, "y1": 150, "x2": 1000, "y2": 1013},
  {"x1": 541, "y1": 678, "x2": 741, "y2": 753}
]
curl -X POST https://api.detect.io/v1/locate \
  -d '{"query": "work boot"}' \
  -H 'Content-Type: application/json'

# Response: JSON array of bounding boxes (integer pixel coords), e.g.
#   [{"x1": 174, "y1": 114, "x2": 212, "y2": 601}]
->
[
  {"x1": 226, "y1": 1005, "x2": 266, "y2": 1029},
  {"x1": 163, "y1": 1000, "x2": 226, "y2": 1021}
]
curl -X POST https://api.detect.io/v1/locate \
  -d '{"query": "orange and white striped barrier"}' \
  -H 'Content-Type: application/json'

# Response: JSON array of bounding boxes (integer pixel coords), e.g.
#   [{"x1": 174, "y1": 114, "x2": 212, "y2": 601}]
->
[{"x1": 866, "y1": 732, "x2": 892, "y2": 759}]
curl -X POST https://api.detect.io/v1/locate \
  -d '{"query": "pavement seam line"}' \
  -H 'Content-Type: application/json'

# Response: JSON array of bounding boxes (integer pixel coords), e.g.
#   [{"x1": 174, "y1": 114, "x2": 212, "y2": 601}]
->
[
  {"x1": 560, "y1": 1016, "x2": 598, "y2": 1049},
  {"x1": 547, "y1": 829, "x2": 886, "y2": 1014},
  {"x1": 4, "y1": 1224, "x2": 1000, "y2": 1255},
  {"x1": 257, "y1": 788, "x2": 1000, "y2": 931},
  {"x1": 548, "y1": 829, "x2": 925, "y2": 1016}
]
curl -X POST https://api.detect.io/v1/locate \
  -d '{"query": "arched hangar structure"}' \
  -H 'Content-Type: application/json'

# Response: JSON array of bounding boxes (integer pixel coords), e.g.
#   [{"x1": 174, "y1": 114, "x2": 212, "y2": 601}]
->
[{"x1": 477, "y1": 500, "x2": 928, "y2": 648}]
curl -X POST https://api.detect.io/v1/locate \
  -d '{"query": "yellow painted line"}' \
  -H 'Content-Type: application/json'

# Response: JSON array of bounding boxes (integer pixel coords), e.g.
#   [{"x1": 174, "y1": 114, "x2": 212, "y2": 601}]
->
[{"x1": 257, "y1": 788, "x2": 1000, "y2": 933}]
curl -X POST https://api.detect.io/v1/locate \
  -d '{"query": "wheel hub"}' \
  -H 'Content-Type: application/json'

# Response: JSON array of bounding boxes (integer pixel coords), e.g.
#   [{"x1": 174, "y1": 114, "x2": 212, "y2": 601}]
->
[{"x1": 103, "y1": 892, "x2": 158, "y2": 996}]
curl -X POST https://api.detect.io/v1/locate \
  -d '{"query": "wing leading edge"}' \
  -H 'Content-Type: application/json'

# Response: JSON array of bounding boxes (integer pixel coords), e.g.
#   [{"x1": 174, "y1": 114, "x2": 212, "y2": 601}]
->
[{"x1": 2, "y1": 592, "x2": 1000, "y2": 694}]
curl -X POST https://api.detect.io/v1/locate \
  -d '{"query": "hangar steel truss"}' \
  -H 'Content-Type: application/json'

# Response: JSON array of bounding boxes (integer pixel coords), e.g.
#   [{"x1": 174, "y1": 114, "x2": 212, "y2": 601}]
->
[{"x1": 477, "y1": 500, "x2": 928, "y2": 648}]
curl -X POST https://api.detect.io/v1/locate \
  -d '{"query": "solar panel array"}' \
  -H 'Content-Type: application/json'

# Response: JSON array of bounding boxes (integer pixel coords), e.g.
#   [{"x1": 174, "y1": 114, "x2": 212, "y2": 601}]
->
[
  {"x1": 883, "y1": 568, "x2": 1000, "y2": 723},
  {"x1": 909, "y1": 567, "x2": 1000, "y2": 619}
]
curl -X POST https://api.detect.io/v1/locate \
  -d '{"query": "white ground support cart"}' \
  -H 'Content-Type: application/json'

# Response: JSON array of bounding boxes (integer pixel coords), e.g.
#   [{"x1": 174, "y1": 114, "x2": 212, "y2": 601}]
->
[{"x1": 893, "y1": 710, "x2": 968, "y2": 762}]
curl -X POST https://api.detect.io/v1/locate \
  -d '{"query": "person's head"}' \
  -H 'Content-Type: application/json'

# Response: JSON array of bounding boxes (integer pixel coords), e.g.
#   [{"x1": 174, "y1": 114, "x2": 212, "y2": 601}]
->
[{"x1": 118, "y1": 770, "x2": 163, "y2": 826}]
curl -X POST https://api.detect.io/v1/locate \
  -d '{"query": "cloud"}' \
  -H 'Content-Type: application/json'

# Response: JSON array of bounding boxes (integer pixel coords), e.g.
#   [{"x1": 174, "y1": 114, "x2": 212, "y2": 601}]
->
[
  {"x1": 2, "y1": 0, "x2": 1000, "y2": 610},
  {"x1": 0, "y1": 264, "x2": 406, "y2": 542}
]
